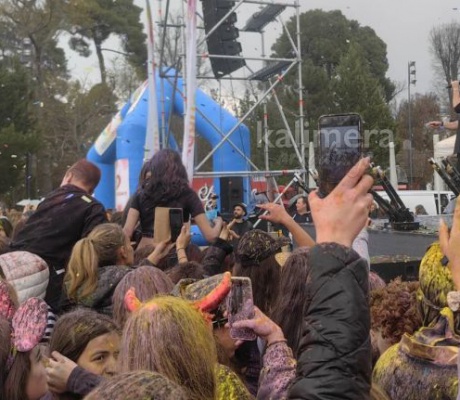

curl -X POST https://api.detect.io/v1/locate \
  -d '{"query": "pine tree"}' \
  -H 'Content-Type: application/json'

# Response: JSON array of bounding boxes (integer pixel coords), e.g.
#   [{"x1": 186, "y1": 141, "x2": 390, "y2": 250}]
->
[
  {"x1": 65, "y1": 0, "x2": 147, "y2": 84},
  {"x1": 333, "y1": 43, "x2": 396, "y2": 166}
]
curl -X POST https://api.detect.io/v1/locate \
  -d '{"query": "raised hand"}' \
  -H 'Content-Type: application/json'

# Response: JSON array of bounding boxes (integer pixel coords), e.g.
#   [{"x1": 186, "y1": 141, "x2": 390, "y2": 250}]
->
[{"x1": 309, "y1": 157, "x2": 374, "y2": 247}]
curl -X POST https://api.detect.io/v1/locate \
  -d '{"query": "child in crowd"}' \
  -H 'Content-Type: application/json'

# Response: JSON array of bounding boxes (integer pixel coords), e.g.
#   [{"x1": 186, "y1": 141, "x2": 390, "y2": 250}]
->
[
  {"x1": 1, "y1": 295, "x2": 51, "y2": 400},
  {"x1": 43, "y1": 309, "x2": 120, "y2": 399}
]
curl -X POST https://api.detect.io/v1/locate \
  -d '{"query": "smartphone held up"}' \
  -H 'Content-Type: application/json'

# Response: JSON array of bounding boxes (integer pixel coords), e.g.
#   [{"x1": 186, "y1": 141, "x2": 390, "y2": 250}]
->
[
  {"x1": 153, "y1": 207, "x2": 184, "y2": 243},
  {"x1": 227, "y1": 277, "x2": 256, "y2": 341},
  {"x1": 317, "y1": 113, "x2": 363, "y2": 197}
]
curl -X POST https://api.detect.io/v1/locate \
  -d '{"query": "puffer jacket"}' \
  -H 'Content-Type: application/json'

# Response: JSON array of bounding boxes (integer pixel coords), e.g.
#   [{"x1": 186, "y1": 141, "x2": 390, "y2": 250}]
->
[
  {"x1": 0, "y1": 251, "x2": 49, "y2": 303},
  {"x1": 288, "y1": 243, "x2": 371, "y2": 400}
]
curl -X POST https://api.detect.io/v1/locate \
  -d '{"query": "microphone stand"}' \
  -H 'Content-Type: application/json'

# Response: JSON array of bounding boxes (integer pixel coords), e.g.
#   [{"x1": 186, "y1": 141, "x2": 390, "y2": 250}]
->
[{"x1": 253, "y1": 173, "x2": 309, "y2": 229}]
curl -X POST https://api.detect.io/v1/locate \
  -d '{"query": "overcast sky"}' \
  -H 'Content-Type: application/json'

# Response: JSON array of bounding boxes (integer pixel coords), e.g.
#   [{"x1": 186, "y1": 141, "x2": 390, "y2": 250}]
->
[{"x1": 64, "y1": 0, "x2": 460, "y2": 103}]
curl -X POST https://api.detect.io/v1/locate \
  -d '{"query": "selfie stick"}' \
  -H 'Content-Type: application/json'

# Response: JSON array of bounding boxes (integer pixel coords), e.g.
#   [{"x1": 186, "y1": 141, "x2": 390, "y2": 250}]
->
[{"x1": 253, "y1": 173, "x2": 308, "y2": 229}]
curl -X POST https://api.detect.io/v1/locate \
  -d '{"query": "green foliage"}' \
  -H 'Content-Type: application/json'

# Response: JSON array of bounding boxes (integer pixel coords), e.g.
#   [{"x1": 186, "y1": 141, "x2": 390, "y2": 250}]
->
[
  {"x1": 333, "y1": 43, "x2": 396, "y2": 166},
  {"x1": 0, "y1": 60, "x2": 39, "y2": 195},
  {"x1": 0, "y1": 125, "x2": 39, "y2": 195},
  {"x1": 40, "y1": 81, "x2": 117, "y2": 188},
  {"x1": 0, "y1": 60, "x2": 34, "y2": 134},
  {"x1": 238, "y1": 88, "x2": 265, "y2": 169},
  {"x1": 65, "y1": 0, "x2": 147, "y2": 82},
  {"x1": 271, "y1": 8, "x2": 396, "y2": 124},
  {"x1": 252, "y1": 9, "x2": 397, "y2": 172}
]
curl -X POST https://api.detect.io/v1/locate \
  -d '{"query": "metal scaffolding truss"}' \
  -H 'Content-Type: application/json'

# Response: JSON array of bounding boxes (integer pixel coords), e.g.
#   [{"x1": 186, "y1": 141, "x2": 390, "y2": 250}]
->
[{"x1": 156, "y1": 0, "x2": 306, "y2": 188}]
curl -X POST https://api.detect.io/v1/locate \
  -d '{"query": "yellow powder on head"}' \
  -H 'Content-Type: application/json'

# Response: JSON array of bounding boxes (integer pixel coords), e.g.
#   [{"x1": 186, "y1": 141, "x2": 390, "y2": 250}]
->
[
  {"x1": 374, "y1": 343, "x2": 458, "y2": 399},
  {"x1": 120, "y1": 295, "x2": 218, "y2": 400}
]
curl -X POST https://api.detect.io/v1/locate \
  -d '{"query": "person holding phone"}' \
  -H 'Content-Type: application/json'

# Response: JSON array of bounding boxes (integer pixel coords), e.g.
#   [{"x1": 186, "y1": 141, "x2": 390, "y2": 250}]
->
[
  {"x1": 123, "y1": 149, "x2": 223, "y2": 249},
  {"x1": 426, "y1": 80, "x2": 460, "y2": 171},
  {"x1": 288, "y1": 157, "x2": 373, "y2": 399},
  {"x1": 234, "y1": 158, "x2": 374, "y2": 399}
]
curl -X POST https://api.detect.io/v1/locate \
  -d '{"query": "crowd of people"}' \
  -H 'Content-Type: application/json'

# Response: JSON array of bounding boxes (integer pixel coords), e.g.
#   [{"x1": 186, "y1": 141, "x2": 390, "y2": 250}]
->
[{"x1": 0, "y1": 148, "x2": 459, "y2": 399}]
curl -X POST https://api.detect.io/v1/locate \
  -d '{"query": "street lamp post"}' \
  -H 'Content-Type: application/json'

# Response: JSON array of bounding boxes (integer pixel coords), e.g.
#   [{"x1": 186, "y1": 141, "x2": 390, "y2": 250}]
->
[{"x1": 408, "y1": 61, "x2": 416, "y2": 187}]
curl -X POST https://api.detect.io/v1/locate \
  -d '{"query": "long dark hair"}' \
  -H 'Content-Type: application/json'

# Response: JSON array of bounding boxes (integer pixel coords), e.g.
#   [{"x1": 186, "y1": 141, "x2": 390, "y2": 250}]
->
[
  {"x1": 122, "y1": 159, "x2": 154, "y2": 225},
  {"x1": 138, "y1": 158, "x2": 153, "y2": 190},
  {"x1": 141, "y1": 149, "x2": 189, "y2": 204},
  {"x1": 271, "y1": 248, "x2": 310, "y2": 358}
]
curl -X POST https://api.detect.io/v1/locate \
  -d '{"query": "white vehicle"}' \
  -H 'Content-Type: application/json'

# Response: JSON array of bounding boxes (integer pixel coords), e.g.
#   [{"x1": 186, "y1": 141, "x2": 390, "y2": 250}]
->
[{"x1": 375, "y1": 190, "x2": 455, "y2": 216}]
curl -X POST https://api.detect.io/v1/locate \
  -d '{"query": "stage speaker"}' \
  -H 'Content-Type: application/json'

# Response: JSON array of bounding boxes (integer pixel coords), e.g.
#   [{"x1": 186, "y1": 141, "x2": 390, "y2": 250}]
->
[
  {"x1": 220, "y1": 177, "x2": 244, "y2": 215},
  {"x1": 201, "y1": 0, "x2": 246, "y2": 78}
]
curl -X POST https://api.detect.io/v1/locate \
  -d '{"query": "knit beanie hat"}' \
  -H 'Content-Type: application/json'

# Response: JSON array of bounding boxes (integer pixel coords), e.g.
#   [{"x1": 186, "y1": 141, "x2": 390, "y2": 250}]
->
[
  {"x1": 237, "y1": 229, "x2": 290, "y2": 267},
  {"x1": 84, "y1": 371, "x2": 188, "y2": 400}
]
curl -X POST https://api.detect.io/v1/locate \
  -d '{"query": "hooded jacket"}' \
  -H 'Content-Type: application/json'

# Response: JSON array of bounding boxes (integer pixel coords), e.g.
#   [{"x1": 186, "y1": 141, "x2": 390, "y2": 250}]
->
[
  {"x1": 288, "y1": 243, "x2": 371, "y2": 400},
  {"x1": 60, "y1": 265, "x2": 132, "y2": 316}
]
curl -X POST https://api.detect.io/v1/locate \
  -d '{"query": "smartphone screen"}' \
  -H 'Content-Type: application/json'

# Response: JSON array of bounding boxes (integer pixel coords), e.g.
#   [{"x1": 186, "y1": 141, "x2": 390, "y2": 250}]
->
[
  {"x1": 169, "y1": 208, "x2": 183, "y2": 242},
  {"x1": 318, "y1": 113, "x2": 362, "y2": 196},
  {"x1": 227, "y1": 277, "x2": 256, "y2": 341}
]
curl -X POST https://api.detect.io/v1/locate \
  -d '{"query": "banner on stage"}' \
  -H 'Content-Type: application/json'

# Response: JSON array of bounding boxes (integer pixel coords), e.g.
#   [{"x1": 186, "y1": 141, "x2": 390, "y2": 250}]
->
[{"x1": 115, "y1": 159, "x2": 130, "y2": 211}]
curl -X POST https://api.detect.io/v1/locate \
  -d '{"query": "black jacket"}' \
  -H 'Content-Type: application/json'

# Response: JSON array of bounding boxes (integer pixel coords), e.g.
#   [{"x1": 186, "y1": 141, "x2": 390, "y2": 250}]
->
[
  {"x1": 10, "y1": 184, "x2": 107, "y2": 268},
  {"x1": 288, "y1": 243, "x2": 371, "y2": 400}
]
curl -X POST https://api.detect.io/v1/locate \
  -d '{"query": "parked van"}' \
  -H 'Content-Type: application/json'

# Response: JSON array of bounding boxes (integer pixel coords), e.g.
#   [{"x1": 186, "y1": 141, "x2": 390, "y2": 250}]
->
[{"x1": 375, "y1": 190, "x2": 455, "y2": 215}]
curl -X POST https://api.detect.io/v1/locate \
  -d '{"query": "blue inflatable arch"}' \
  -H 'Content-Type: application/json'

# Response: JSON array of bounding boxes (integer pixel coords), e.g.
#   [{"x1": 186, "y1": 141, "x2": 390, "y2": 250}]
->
[{"x1": 87, "y1": 71, "x2": 252, "y2": 210}]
